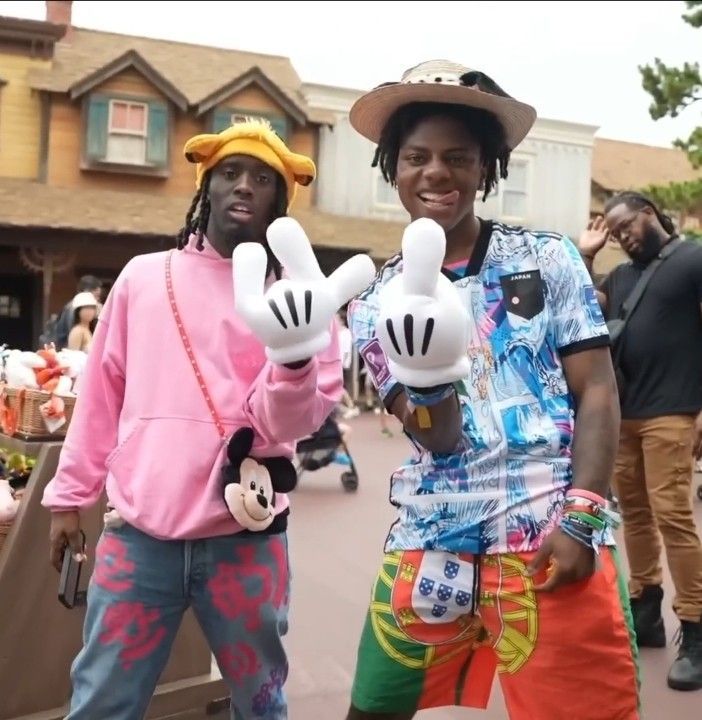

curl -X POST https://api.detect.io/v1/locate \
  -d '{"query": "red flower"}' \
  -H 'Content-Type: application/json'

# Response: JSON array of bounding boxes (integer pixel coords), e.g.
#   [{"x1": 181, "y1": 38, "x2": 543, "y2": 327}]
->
[
  {"x1": 93, "y1": 534, "x2": 135, "y2": 594},
  {"x1": 216, "y1": 642, "x2": 261, "y2": 684},
  {"x1": 207, "y1": 544, "x2": 288, "y2": 631},
  {"x1": 99, "y1": 601, "x2": 167, "y2": 670}
]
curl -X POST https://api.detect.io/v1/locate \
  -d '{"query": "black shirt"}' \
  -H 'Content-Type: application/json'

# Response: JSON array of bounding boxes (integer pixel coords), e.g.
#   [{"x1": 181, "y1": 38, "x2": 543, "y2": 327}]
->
[{"x1": 601, "y1": 239, "x2": 702, "y2": 419}]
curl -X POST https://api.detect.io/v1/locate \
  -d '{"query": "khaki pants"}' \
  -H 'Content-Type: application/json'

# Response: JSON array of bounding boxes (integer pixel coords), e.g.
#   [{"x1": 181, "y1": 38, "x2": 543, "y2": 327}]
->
[{"x1": 614, "y1": 415, "x2": 702, "y2": 622}]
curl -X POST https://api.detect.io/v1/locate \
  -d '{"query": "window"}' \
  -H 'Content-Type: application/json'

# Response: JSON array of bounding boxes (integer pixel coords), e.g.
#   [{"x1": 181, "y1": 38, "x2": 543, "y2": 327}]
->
[
  {"x1": 212, "y1": 108, "x2": 288, "y2": 141},
  {"x1": 502, "y1": 158, "x2": 529, "y2": 219},
  {"x1": 373, "y1": 171, "x2": 403, "y2": 209},
  {"x1": 106, "y1": 100, "x2": 148, "y2": 165},
  {"x1": 0, "y1": 295, "x2": 21, "y2": 319},
  {"x1": 84, "y1": 94, "x2": 169, "y2": 170}
]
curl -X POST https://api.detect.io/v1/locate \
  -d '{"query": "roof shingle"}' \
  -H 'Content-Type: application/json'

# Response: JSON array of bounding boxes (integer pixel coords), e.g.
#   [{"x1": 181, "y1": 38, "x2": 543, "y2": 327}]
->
[
  {"x1": 592, "y1": 137, "x2": 702, "y2": 192},
  {"x1": 29, "y1": 27, "x2": 333, "y2": 124}
]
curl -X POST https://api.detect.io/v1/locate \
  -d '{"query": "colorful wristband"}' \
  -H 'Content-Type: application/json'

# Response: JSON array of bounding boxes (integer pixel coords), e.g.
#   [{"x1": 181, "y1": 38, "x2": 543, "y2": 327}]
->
[
  {"x1": 405, "y1": 383, "x2": 456, "y2": 408},
  {"x1": 565, "y1": 488, "x2": 607, "y2": 505}
]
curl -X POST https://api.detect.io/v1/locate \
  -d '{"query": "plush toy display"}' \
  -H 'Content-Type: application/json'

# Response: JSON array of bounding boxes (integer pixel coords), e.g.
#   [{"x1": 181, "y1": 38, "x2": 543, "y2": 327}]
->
[
  {"x1": 375, "y1": 218, "x2": 471, "y2": 389},
  {"x1": 0, "y1": 479, "x2": 18, "y2": 523},
  {"x1": 222, "y1": 427, "x2": 298, "y2": 533},
  {"x1": 233, "y1": 217, "x2": 376, "y2": 366}
]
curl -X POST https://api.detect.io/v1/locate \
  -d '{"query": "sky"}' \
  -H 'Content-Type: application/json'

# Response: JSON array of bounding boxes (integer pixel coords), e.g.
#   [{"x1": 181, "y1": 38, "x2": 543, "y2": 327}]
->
[{"x1": 2, "y1": 0, "x2": 700, "y2": 149}]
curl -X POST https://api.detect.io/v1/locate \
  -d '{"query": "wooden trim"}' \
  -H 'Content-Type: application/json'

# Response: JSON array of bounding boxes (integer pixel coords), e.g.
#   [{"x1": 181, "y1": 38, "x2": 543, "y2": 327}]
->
[
  {"x1": 68, "y1": 50, "x2": 188, "y2": 112},
  {"x1": 79, "y1": 160, "x2": 171, "y2": 179},
  {"x1": 196, "y1": 66, "x2": 307, "y2": 125},
  {"x1": 0, "y1": 16, "x2": 65, "y2": 45},
  {"x1": 38, "y1": 92, "x2": 51, "y2": 183}
]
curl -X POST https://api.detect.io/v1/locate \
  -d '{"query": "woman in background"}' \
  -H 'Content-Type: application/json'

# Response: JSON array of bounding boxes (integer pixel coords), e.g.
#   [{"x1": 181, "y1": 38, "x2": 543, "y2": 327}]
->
[{"x1": 67, "y1": 292, "x2": 98, "y2": 354}]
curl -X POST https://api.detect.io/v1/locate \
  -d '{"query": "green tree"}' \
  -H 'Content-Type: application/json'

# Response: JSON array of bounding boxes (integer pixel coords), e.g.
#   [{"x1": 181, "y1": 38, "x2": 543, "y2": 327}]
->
[
  {"x1": 641, "y1": 178, "x2": 702, "y2": 229},
  {"x1": 639, "y1": 1, "x2": 702, "y2": 167}
]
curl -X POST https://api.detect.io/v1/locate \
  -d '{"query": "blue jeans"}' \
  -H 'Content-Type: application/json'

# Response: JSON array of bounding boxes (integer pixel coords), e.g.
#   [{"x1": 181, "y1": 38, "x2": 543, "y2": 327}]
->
[{"x1": 66, "y1": 523, "x2": 290, "y2": 719}]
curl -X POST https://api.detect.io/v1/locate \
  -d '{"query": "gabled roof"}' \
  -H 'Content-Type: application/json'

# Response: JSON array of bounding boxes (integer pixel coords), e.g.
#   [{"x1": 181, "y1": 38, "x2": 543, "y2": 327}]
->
[
  {"x1": 195, "y1": 66, "x2": 306, "y2": 125},
  {"x1": 67, "y1": 49, "x2": 188, "y2": 111},
  {"x1": 29, "y1": 26, "x2": 333, "y2": 124},
  {"x1": 592, "y1": 137, "x2": 702, "y2": 192}
]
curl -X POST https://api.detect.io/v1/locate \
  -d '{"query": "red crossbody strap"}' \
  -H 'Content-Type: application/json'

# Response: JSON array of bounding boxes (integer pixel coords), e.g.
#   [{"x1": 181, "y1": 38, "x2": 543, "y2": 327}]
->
[{"x1": 165, "y1": 251, "x2": 227, "y2": 440}]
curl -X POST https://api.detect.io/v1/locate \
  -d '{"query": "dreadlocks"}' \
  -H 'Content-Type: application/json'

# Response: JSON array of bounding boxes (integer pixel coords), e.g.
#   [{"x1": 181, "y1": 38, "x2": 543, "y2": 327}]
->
[
  {"x1": 604, "y1": 192, "x2": 676, "y2": 235},
  {"x1": 176, "y1": 169, "x2": 288, "y2": 280},
  {"x1": 372, "y1": 101, "x2": 511, "y2": 201},
  {"x1": 176, "y1": 171, "x2": 212, "y2": 251}
]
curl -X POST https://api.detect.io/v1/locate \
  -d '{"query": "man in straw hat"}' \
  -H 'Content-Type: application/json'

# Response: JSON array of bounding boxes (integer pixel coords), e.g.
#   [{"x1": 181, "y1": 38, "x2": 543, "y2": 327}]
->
[
  {"x1": 344, "y1": 60, "x2": 639, "y2": 719},
  {"x1": 42, "y1": 117, "x2": 374, "y2": 719}
]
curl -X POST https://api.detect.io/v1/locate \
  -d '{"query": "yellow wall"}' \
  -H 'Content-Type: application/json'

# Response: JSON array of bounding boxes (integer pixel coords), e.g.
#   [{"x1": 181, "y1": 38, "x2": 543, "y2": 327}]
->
[{"x1": 0, "y1": 52, "x2": 51, "y2": 179}]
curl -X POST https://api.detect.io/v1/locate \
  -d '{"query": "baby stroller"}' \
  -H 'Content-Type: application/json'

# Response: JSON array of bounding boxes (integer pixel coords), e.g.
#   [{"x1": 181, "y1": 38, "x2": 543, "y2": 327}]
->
[{"x1": 296, "y1": 414, "x2": 359, "y2": 492}]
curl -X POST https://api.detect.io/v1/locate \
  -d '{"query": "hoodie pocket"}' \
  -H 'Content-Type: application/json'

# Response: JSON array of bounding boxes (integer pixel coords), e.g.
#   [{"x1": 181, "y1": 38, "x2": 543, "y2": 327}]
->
[{"x1": 105, "y1": 417, "x2": 228, "y2": 517}]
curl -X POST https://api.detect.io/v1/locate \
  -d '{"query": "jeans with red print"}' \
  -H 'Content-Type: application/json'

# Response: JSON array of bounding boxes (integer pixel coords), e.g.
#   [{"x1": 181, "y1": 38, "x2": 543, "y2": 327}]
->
[{"x1": 66, "y1": 522, "x2": 290, "y2": 720}]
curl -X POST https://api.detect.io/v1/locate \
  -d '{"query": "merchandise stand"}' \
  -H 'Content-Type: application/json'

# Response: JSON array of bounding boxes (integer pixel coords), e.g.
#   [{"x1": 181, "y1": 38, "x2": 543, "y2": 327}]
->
[{"x1": 0, "y1": 434, "x2": 227, "y2": 720}]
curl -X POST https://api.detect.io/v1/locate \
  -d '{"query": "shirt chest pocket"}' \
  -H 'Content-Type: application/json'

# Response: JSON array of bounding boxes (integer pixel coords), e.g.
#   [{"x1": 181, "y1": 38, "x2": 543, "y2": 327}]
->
[{"x1": 500, "y1": 271, "x2": 545, "y2": 321}]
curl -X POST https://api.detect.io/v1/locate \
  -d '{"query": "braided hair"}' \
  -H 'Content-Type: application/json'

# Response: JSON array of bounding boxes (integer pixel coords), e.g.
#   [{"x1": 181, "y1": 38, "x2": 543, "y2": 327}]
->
[
  {"x1": 604, "y1": 192, "x2": 676, "y2": 235},
  {"x1": 372, "y1": 101, "x2": 511, "y2": 201},
  {"x1": 176, "y1": 171, "x2": 211, "y2": 251},
  {"x1": 176, "y1": 170, "x2": 288, "y2": 279}
]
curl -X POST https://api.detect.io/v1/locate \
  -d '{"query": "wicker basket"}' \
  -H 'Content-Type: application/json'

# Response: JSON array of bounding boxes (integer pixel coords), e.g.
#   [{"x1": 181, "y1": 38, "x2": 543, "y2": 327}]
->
[{"x1": 1, "y1": 387, "x2": 76, "y2": 440}]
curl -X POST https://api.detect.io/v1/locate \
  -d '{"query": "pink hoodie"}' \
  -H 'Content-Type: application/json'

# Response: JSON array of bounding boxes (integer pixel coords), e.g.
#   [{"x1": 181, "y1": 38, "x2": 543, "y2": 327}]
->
[{"x1": 42, "y1": 237, "x2": 344, "y2": 540}]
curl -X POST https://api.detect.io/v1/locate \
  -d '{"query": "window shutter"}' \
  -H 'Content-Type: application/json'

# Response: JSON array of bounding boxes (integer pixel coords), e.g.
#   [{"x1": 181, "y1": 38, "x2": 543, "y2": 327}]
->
[
  {"x1": 269, "y1": 116, "x2": 288, "y2": 141},
  {"x1": 212, "y1": 109, "x2": 233, "y2": 133},
  {"x1": 146, "y1": 100, "x2": 169, "y2": 167},
  {"x1": 85, "y1": 95, "x2": 109, "y2": 161}
]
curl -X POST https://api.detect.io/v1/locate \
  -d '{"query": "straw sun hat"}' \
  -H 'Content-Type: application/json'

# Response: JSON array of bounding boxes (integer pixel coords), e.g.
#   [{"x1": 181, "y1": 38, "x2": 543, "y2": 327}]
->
[{"x1": 349, "y1": 59, "x2": 537, "y2": 151}]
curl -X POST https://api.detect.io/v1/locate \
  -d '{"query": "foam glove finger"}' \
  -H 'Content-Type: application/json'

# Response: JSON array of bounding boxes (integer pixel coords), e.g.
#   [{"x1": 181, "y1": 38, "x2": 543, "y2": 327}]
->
[
  {"x1": 232, "y1": 242, "x2": 268, "y2": 314},
  {"x1": 266, "y1": 217, "x2": 325, "y2": 283},
  {"x1": 401, "y1": 218, "x2": 446, "y2": 298},
  {"x1": 327, "y1": 254, "x2": 376, "y2": 307}
]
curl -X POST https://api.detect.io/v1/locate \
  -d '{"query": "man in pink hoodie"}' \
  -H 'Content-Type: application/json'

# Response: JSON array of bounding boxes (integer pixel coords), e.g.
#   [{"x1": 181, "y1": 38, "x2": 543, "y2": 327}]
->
[{"x1": 42, "y1": 119, "x2": 373, "y2": 719}]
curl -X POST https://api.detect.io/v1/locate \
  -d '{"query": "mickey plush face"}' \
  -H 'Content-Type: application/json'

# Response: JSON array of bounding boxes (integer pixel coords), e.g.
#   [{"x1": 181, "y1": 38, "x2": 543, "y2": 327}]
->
[
  {"x1": 225, "y1": 458, "x2": 276, "y2": 531},
  {"x1": 222, "y1": 427, "x2": 297, "y2": 533}
]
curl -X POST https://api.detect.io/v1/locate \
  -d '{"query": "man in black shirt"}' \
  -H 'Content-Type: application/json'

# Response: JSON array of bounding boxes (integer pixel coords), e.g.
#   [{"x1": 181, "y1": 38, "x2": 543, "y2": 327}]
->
[{"x1": 580, "y1": 191, "x2": 702, "y2": 692}]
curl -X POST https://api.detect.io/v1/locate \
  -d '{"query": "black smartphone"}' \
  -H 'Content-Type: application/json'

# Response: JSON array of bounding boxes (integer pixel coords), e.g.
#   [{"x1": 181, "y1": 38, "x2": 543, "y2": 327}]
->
[{"x1": 58, "y1": 530, "x2": 87, "y2": 609}]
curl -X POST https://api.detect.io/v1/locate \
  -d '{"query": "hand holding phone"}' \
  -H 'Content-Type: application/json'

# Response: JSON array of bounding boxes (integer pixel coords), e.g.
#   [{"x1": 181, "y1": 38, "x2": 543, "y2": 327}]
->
[{"x1": 58, "y1": 529, "x2": 87, "y2": 609}]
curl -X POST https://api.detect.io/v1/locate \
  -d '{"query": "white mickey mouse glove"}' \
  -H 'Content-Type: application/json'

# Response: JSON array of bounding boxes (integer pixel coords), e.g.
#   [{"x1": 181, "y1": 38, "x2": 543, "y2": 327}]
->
[
  {"x1": 375, "y1": 218, "x2": 471, "y2": 388},
  {"x1": 233, "y1": 217, "x2": 376, "y2": 366}
]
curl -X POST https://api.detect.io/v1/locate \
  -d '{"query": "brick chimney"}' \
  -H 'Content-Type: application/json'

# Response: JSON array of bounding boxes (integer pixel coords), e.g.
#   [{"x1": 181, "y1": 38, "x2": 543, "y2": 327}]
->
[{"x1": 45, "y1": 1, "x2": 73, "y2": 40}]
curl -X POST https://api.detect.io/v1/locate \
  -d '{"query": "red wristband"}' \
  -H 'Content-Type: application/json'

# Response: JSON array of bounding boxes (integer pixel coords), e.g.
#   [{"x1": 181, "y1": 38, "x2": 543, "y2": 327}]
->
[{"x1": 566, "y1": 488, "x2": 606, "y2": 505}]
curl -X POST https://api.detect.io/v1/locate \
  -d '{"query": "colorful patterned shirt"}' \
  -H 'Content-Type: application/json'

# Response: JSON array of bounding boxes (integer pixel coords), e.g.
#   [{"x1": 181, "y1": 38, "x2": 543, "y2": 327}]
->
[{"x1": 349, "y1": 220, "x2": 610, "y2": 555}]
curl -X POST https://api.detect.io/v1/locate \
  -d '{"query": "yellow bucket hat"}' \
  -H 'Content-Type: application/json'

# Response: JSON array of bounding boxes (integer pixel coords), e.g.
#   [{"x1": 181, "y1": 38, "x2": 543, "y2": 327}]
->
[{"x1": 183, "y1": 118, "x2": 316, "y2": 208}]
